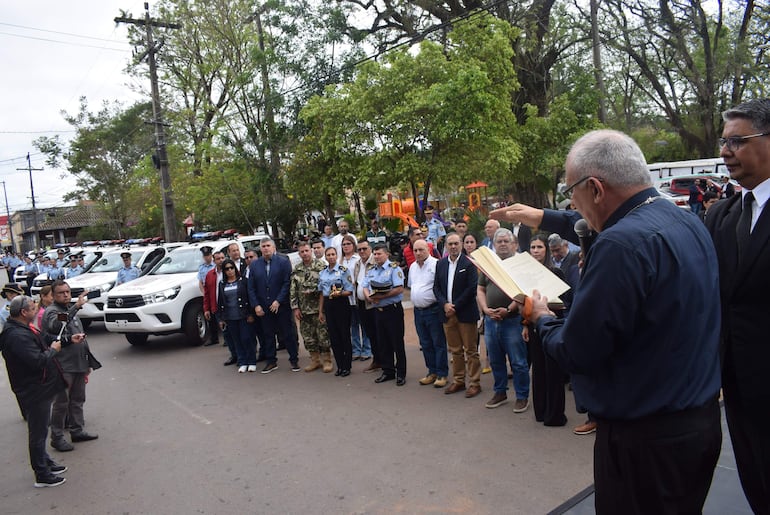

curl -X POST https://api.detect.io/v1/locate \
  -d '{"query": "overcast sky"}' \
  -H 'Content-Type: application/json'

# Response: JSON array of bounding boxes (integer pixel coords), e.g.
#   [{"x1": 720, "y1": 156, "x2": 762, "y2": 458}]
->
[{"x1": 0, "y1": 1, "x2": 154, "y2": 213}]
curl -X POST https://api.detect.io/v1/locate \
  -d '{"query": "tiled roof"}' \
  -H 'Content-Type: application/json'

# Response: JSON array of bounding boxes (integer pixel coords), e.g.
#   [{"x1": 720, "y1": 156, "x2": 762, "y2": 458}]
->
[{"x1": 37, "y1": 205, "x2": 104, "y2": 230}]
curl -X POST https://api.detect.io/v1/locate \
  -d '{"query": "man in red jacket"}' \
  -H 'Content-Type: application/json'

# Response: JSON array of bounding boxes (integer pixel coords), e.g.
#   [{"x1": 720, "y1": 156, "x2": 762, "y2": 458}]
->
[{"x1": 203, "y1": 251, "x2": 236, "y2": 365}]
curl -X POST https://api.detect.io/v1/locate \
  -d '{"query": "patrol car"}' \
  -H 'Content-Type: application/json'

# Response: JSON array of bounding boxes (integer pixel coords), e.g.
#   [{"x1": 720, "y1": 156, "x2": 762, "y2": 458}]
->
[
  {"x1": 65, "y1": 245, "x2": 176, "y2": 327},
  {"x1": 103, "y1": 239, "x2": 245, "y2": 346}
]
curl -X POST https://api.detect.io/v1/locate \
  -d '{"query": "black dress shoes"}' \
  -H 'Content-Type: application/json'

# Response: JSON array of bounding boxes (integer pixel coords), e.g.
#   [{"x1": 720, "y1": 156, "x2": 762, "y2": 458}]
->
[
  {"x1": 396, "y1": 377, "x2": 406, "y2": 386},
  {"x1": 51, "y1": 438, "x2": 74, "y2": 452},
  {"x1": 223, "y1": 357, "x2": 237, "y2": 366},
  {"x1": 334, "y1": 369, "x2": 343, "y2": 376},
  {"x1": 374, "y1": 374, "x2": 395, "y2": 383},
  {"x1": 71, "y1": 432, "x2": 98, "y2": 442},
  {"x1": 340, "y1": 370, "x2": 351, "y2": 377}
]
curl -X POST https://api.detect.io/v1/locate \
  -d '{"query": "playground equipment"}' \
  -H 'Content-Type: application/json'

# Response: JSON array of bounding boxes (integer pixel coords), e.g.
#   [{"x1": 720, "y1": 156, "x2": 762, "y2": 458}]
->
[{"x1": 378, "y1": 194, "x2": 420, "y2": 232}]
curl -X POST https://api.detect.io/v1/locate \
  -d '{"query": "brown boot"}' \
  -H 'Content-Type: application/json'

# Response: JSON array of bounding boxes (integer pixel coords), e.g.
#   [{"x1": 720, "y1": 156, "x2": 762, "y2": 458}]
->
[
  {"x1": 321, "y1": 352, "x2": 334, "y2": 373},
  {"x1": 304, "y1": 352, "x2": 322, "y2": 372}
]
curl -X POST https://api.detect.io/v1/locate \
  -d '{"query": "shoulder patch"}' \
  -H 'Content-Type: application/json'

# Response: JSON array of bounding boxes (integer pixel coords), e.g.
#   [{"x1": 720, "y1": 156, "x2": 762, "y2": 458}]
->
[
  {"x1": 339, "y1": 265, "x2": 347, "y2": 272},
  {"x1": 390, "y1": 261, "x2": 399, "y2": 268}
]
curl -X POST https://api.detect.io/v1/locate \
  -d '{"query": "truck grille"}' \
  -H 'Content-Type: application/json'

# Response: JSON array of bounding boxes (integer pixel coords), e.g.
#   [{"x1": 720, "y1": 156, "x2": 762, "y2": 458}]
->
[{"x1": 107, "y1": 296, "x2": 145, "y2": 308}]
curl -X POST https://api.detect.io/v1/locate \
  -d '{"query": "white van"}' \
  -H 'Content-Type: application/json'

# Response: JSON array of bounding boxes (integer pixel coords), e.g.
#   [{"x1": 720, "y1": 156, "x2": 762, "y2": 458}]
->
[{"x1": 103, "y1": 239, "x2": 244, "y2": 346}]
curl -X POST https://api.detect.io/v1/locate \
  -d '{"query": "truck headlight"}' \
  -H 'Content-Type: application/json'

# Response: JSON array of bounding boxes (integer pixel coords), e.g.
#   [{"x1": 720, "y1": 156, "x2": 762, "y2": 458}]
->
[{"x1": 142, "y1": 286, "x2": 181, "y2": 304}]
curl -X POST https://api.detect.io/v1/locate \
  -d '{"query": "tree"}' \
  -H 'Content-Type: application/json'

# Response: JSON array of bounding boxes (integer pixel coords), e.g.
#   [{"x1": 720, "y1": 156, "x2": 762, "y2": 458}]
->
[{"x1": 34, "y1": 100, "x2": 155, "y2": 238}]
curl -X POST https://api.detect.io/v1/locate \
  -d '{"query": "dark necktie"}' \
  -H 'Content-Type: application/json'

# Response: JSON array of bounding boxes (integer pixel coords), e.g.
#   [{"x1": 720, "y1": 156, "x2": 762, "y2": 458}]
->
[{"x1": 736, "y1": 192, "x2": 754, "y2": 260}]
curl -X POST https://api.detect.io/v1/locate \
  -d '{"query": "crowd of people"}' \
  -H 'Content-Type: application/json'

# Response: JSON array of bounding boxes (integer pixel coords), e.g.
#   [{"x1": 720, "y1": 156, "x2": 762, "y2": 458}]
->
[{"x1": 1, "y1": 98, "x2": 769, "y2": 515}]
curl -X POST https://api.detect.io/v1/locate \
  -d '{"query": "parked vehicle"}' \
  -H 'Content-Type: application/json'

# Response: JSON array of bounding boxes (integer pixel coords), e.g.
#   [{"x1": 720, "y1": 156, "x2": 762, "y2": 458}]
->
[
  {"x1": 103, "y1": 239, "x2": 245, "y2": 346},
  {"x1": 65, "y1": 245, "x2": 176, "y2": 327}
]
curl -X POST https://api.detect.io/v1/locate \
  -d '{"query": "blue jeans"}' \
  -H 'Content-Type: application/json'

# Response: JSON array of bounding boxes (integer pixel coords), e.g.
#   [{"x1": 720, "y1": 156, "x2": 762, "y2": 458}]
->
[
  {"x1": 414, "y1": 304, "x2": 449, "y2": 377},
  {"x1": 350, "y1": 305, "x2": 371, "y2": 357},
  {"x1": 217, "y1": 313, "x2": 237, "y2": 360},
  {"x1": 484, "y1": 315, "x2": 529, "y2": 398}
]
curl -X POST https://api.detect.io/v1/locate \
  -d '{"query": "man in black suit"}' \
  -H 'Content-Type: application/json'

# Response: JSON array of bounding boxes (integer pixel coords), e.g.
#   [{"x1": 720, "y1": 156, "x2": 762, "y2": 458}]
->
[
  {"x1": 705, "y1": 98, "x2": 770, "y2": 515},
  {"x1": 247, "y1": 238, "x2": 299, "y2": 373},
  {"x1": 433, "y1": 233, "x2": 481, "y2": 397}
]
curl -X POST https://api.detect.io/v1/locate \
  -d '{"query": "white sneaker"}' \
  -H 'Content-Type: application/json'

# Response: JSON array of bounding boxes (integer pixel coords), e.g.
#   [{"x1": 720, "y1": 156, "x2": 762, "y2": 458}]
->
[
  {"x1": 238, "y1": 365, "x2": 247, "y2": 373},
  {"x1": 247, "y1": 365, "x2": 257, "y2": 372}
]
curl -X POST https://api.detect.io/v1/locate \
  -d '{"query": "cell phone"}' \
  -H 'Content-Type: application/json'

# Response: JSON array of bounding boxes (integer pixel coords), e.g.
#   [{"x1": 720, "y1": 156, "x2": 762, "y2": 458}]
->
[{"x1": 87, "y1": 290, "x2": 101, "y2": 299}]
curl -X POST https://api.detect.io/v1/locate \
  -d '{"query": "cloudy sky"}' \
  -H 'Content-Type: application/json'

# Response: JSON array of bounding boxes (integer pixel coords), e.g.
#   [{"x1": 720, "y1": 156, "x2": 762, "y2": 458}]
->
[{"x1": 0, "y1": 1, "x2": 153, "y2": 212}]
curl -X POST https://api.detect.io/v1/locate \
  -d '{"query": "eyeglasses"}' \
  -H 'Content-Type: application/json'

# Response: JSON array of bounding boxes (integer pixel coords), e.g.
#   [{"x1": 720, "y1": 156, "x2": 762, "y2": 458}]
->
[
  {"x1": 718, "y1": 132, "x2": 770, "y2": 152},
  {"x1": 563, "y1": 176, "x2": 602, "y2": 198},
  {"x1": 223, "y1": 266, "x2": 235, "y2": 271},
  {"x1": 357, "y1": 248, "x2": 369, "y2": 252}
]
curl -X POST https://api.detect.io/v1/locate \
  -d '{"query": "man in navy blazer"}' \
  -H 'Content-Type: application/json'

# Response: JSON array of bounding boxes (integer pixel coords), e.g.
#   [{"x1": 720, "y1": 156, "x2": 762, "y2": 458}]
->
[
  {"x1": 433, "y1": 233, "x2": 481, "y2": 397},
  {"x1": 248, "y1": 238, "x2": 299, "y2": 373}
]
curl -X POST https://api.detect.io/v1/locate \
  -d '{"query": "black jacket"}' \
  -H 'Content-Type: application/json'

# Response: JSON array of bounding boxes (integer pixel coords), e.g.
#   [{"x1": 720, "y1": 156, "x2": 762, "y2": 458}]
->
[
  {"x1": 0, "y1": 319, "x2": 66, "y2": 406},
  {"x1": 217, "y1": 277, "x2": 252, "y2": 320}
]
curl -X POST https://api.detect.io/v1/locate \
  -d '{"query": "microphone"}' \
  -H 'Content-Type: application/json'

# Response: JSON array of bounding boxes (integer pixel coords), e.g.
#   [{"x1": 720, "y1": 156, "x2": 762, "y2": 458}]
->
[{"x1": 574, "y1": 218, "x2": 596, "y2": 258}]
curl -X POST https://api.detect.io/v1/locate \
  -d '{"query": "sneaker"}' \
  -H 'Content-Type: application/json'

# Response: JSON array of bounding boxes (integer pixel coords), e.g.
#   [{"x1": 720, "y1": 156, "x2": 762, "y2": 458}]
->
[
  {"x1": 34, "y1": 475, "x2": 66, "y2": 488},
  {"x1": 513, "y1": 398, "x2": 529, "y2": 413},
  {"x1": 485, "y1": 392, "x2": 508, "y2": 409},
  {"x1": 49, "y1": 464, "x2": 67, "y2": 475},
  {"x1": 291, "y1": 362, "x2": 301, "y2": 372},
  {"x1": 261, "y1": 363, "x2": 278, "y2": 374},
  {"x1": 247, "y1": 365, "x2": 257, "y2": 372},
  {"x1": 419, "y1": 373, "x2": 438, "y2": 386},
  {"x1": 481, "y1": 367, "x2": 492, "y2": 374},
  {"x1": 433, "y1": 377, "x2": 448, "y2": 388},
  {"x1": 238, "y1": 365, "x2": 248, "y2": 373},
  {"x1": 573, "y1": 420, "x2": 597, "y2": 435},
  {"x1": 51, "y1": 438, "x2": 74, "y2": 452}
]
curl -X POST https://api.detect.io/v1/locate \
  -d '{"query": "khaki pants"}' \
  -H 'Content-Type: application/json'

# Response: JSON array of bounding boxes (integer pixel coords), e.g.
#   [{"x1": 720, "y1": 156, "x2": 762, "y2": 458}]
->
[{"x1": 443, "y1": 315, "x2": 481, "y2": 387}]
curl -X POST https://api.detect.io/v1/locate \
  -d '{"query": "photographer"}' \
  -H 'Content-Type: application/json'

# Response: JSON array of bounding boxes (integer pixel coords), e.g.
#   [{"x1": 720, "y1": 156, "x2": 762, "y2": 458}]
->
[{"x1": 42, "y1": 280, "x2": 101, "y2": 452}]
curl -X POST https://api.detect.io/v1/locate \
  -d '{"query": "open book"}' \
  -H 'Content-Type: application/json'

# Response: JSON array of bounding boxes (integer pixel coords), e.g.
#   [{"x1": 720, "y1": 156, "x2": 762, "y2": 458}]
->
[{"x1": 470, "y1": 246, "x2": 571, "y2": 307}]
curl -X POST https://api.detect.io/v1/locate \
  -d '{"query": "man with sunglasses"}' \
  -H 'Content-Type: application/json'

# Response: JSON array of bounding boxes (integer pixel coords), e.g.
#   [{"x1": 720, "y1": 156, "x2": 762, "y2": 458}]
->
[
  {"x1": 705, "y1": 98, "x2": 770, "y2": 514},
  {"x1": 528, "y1": 130, "x2": 721, "y2": 514}
]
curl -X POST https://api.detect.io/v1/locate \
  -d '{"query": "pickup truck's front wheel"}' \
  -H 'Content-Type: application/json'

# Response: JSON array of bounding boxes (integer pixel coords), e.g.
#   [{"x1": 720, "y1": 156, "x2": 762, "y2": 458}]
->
[
  {"x1": 126, "y1": 333, "x2": 148, "y2": 346},
  {"x1": 182, "y1": 301, "x2": 206, "y2": 346}
]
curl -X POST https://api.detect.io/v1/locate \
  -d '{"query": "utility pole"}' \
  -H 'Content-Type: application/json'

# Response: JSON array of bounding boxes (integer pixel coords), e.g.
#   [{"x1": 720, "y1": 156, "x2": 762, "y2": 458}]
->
[
  {"x1": 1, "y1": 181, "x2": 17, "y2": 252},
  {"x1": 16, "y1": 153, "x2": 43, "y2": 250},
  {"x1": 115, "y1": 3, "x2": 181, "y2": 242}
]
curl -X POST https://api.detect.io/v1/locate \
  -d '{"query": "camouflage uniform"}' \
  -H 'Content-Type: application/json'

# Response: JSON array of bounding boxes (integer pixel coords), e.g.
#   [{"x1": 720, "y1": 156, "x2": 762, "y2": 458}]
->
[{"x1": 290, "y1": 259, "x2": 330, "y2": 353}]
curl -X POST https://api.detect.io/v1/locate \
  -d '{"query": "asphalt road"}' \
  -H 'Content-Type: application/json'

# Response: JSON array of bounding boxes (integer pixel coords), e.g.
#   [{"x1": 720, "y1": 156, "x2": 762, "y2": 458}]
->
[{"x1": 0, "y1": 311, "x2": 595, "y2": 514}]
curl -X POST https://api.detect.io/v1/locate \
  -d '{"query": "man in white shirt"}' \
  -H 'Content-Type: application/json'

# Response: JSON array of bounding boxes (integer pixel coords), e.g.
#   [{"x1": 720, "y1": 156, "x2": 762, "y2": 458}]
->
[
  {"x1": 408, "y1": 240, "x2": 448, "y2": 387},
  {"x1": 331, "y1": 220, "x2": 357, "y2": 256}
]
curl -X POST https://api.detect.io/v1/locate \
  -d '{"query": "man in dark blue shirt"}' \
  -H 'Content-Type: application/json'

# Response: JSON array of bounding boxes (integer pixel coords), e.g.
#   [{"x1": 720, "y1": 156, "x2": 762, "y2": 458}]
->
[{"x1": 529, "y1": 129, "x2": 722, "y2": 514}]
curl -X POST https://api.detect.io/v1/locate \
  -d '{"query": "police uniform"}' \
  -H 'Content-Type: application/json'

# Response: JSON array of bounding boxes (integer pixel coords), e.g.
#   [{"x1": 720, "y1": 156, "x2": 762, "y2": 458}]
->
[
  {"x1": 318, "y1": 263, "x2": 354, "y2": 375},
  {"x1": 116, "y1": 253, "x2": 141, "y2": 285},
  {"x1": 290, "y1": 259, "x2": 330, "y2": 370},
  {"x1": 197, "y1": 247, "x2": 218, "y2": 346},
  {"x1": 362, "y1": 260, "x2": 406, "y2": 381}
]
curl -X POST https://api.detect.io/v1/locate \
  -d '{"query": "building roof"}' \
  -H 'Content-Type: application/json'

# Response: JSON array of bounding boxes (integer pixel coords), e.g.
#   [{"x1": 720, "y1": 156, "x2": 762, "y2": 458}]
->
[{"x1": 37, "y1": 205, "x2": 102, "y2": 231}]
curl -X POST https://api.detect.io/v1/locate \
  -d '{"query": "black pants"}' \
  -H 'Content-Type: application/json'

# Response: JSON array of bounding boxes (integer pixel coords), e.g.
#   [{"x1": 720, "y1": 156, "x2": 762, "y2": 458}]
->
[
  {"x1": 324, "y1": 297, "x2": 352, "y2": 371},
  {"x1": 530, "y1": 333, "x2": 566, "y2": 426},
  {"x1": 374, "y1": 302, "x2": 405, "y2": 378},
  {"x1": 593, "y1": 398, "x2": 721, "y2": 515},
  {"x1": 357, "y1": 300, "x2": 379, "y2": 364},
  {"x1": 24, "y1": 398, "x2": 54, "y2": 479},
  {"x1": 262, "y1": 306, "x2": 299, "y2": 365},
  {"x1": 724, "y1": 387, "x2": 770, "y2": 515}
]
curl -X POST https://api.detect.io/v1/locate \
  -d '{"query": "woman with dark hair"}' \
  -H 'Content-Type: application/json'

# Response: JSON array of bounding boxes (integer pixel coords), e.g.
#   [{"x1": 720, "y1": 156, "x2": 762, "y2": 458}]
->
[
  {"x1": 217, "y1": 259, "x2": 255, "y2": 373},
  {"x1": 318, "y1": 247, "x2": 354, "y2": 376},
  {"x1": 461, "y1": 233, "x2": 478, "y2": 256},
  {"x1": 523, "y1": 233, "x2": 572, "y2": 426}
]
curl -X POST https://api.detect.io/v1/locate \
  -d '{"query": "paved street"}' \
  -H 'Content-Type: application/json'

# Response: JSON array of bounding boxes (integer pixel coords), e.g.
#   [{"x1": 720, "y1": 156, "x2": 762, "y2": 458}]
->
[{"x1": 0, "y1": 309, "x2": 596, "y2": 514}]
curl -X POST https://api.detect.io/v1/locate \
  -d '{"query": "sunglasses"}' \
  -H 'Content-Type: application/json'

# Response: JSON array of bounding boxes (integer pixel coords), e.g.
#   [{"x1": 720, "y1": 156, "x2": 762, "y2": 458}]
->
[{"x1": 223, "y1": 266, "x2": 235, "y2": 271}]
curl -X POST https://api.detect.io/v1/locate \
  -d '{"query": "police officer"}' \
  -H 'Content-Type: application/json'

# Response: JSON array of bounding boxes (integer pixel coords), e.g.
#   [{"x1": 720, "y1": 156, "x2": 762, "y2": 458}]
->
[
  {"x1": 116, "y1": 252, "x2": 141, "y2": 286},
  {"x1": 55, "y1": 249, "x2": 67, "y2": 269},
  {"x1": 424, "y1": 206, "x2": 446, "y2": 253},
  {"x1": 65, "y1": 253, "x2": 84, "y2": 279},
  {"x1": 290, "y1": 241, "x2": 332, "y2": 373},
  {"x1": 318, "y1": 246, "x2": 354, "y2": 376},
  {"x1": 362, "y1": 243, "x2": 407, "y2": 386},
  {"x1": 197, "y1": 246, "x2": 218, "y2": 346}
]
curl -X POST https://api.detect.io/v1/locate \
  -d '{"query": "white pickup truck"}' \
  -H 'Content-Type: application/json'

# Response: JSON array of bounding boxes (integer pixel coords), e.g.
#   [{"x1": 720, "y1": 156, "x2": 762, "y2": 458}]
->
[
  {"x1": 103, "y1": 239, "x2": 244, "y2": 346},
  {"x1": 66, "y1": 245, "x2": 172, "y2": 327}
]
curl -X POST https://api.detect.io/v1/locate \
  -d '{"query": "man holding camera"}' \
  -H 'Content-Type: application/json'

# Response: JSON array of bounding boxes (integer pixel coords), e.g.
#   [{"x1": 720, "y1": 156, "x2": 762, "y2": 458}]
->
[{"x1": 42, "y1": 280, "x2": 101, "y2": 452}]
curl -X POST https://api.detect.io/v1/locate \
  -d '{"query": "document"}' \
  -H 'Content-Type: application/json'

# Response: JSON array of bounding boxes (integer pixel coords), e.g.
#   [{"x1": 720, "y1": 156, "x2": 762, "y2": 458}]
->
[{"x1": 470, "y1": 246, "x2": 570, "y2": 303}]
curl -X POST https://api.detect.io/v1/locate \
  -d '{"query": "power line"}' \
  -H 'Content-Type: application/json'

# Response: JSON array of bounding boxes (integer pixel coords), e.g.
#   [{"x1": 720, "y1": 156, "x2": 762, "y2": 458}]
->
[
  {"x1": 0, "y1": 31, "x2": 129, "y2": 52},
  {"x1": 0, "y1": 21, "x2": 127, "y2": 43}
]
